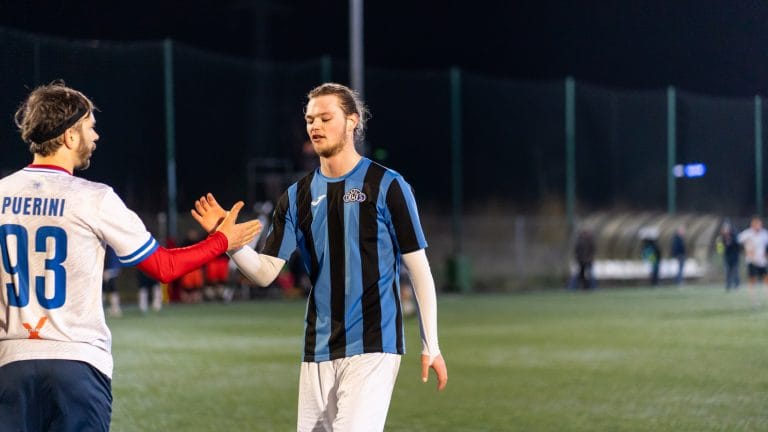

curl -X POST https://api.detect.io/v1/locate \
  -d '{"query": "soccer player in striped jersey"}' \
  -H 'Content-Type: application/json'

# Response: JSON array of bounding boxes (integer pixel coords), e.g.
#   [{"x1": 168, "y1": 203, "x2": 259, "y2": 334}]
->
[
  {"x1": 0, "y1": 82, "x2": 262, "y2": 432},
  {"x1": 193, "y1": 82, "x2": 447, "y2": 431}
]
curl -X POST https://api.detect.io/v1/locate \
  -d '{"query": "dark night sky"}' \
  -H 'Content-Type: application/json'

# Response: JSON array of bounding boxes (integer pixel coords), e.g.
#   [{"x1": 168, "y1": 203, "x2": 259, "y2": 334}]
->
[{"x1": 2, "y1": 0, "x2": 768, "y2": 97}]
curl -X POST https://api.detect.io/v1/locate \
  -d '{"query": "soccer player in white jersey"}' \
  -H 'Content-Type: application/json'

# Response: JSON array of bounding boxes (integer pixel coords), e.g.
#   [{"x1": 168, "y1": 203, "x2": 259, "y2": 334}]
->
[
  {"x1": 192, "y1": 83, "x2": 448, "y2": 432},
  {"x1": 0, "y1": 82, "x2": 262, "y2": 432},
  {"x1": 737, "y1": 216, "x2": 768, "y2": 306}
]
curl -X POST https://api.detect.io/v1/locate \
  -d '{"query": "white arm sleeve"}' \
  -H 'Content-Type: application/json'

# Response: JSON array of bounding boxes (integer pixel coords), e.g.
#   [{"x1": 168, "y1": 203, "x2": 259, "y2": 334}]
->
[
  {"x1": 401, "y1": 249, "x2": 441, "y2": 360},
  {"x1": 227, "y1": 246, "x2": 286, "y2": 287}
]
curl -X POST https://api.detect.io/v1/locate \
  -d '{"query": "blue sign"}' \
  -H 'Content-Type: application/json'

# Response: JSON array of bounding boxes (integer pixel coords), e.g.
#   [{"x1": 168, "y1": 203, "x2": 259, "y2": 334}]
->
[{"x1": 673, "y1": 163, "x2": 706, "y2": 178}]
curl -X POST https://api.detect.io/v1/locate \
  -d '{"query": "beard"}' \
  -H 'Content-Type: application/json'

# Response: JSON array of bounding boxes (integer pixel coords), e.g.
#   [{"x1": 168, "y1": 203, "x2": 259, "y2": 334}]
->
[
  {"x1": 75, "y1": 141, "x2": 95, "y2": 171},
  {"x1": 314, "y1": 134, "x2": 347, "y2": 158}
]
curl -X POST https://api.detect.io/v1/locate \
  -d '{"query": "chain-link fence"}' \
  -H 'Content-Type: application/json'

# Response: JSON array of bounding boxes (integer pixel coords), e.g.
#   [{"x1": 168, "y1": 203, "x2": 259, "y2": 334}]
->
[{"x1": 2, "y1": 27, "x2": 763, "y2": 288}]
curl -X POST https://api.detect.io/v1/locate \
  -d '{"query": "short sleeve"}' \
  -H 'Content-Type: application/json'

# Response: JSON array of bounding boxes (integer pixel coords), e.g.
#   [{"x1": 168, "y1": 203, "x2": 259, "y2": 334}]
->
[
  {"x1": 261, "y1": 190, "x2": 298, "y2": 260},
  {"x1": 97, "y1": 188, "x2": 157, "y2": 265},
  {"x1": 385, "y1": 176, "x2": 427, "y2": 254}
]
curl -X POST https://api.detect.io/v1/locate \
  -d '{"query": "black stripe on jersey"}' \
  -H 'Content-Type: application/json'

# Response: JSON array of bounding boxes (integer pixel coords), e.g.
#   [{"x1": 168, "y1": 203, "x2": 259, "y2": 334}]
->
[
  {"x1": 386, "y1": 180, "x2": 421, "y2": 253},
  {"x1": 327, "y1": 181, "x2": 347, "y2": 358},
  {"x1": 296, "y1": 174, "x2": 320, "y2": 361},
  {"x1": 262, "y1": 191, "x2": 289, "y2": 257},
  {"x1": 392, "y1": 278, "x2": 404, "y2": 354},
  {"x1": 360, "y1": 163, "x2": 386, "y2": 352},
  {"x1": 296, "y1": 174, "x2": 320, "y2": 285}
]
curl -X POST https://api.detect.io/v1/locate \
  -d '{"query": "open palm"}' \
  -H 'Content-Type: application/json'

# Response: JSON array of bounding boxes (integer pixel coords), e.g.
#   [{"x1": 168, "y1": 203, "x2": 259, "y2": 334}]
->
[{"x1": 191, "y1": 193, "x2": 228, "y2": 233}]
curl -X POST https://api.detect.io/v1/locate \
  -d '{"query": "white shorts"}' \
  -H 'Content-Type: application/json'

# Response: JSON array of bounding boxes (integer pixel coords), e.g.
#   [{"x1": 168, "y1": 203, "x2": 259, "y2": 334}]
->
[{"x1": 297, "y1": 352, "x2": 401, "y2": 432}]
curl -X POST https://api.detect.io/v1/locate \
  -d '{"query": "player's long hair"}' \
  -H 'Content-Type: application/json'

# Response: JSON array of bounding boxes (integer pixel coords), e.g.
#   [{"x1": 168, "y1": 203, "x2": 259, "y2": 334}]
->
[
  {"x1": 14, "y1": 80, "x2": 95, "y2": 156},
  {"x1": 307, "y1": 82, "x2": 370, "y2": 145}
]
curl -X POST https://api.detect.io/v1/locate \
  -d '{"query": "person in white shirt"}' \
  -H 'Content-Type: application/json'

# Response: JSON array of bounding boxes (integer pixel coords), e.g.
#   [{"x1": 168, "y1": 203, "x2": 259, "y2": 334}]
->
[
  {"x1": 737, "y1": 216, "x2": 768, "y2": 306},
  {"x1": 0, "y1": 81, "x2": 261, "y2": 432}
]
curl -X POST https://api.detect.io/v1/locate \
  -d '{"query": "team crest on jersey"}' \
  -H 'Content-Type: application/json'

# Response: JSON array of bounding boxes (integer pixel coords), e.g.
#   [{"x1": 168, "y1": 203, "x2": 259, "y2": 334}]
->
[{"x1": 343, "y1": 188, "x2": 367, "y2": 203}]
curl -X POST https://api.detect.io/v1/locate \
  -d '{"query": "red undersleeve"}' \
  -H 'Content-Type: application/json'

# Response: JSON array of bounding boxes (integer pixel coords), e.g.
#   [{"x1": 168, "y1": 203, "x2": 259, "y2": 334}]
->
[{"x1": 136, "y1": 232, "x2": 228, "y2": 283}]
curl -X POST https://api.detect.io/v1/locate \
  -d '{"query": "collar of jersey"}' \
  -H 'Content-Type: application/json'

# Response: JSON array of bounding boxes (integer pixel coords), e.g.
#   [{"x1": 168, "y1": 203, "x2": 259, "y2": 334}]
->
[
  {"x1": 315, "y1": 157, "x2": 368, "y2": 182},
  {"x1": 25, "y1": 164, "x2": 73, "y2": 175}
]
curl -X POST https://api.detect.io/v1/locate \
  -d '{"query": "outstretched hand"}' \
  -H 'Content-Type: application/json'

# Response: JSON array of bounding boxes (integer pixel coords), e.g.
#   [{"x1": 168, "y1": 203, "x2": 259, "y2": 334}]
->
[
  {"x1": 421, "y1": 353, "x2": 448, "y2": 391},
  {"x1": 193, "y1": 194, "x2": 262, "y2": 252},
  {"x1": 191, "y1": 193, "x2": 228, "y2": 233}
]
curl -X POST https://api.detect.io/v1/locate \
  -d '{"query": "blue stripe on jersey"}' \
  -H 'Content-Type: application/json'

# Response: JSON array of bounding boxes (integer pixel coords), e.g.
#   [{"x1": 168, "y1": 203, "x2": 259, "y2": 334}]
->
[
  {"x1": 308, "y1": 178, "x2": 328, "y2": 270},
  {"x1": 307, "y1": 179, "x2": 332, "y2": 360},
  {"x1": 378, "y1": 175, "x2": 402, "y2": 352},
  {"x1": 119, "y1": 236, "x2": 158, "y2": 265},
  {"x1": 343, "y1": 173, "x2": 364, "y2": 356}
]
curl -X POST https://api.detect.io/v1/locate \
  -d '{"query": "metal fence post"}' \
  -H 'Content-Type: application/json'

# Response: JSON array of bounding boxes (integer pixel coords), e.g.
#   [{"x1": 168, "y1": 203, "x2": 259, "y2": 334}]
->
[
  {"x1": 756, "y1": 95, "x2": 763, "y2": 217},
  {"x1": 163, "y1": 39, "x2": 178, "y2": 242},
  {"x1": 667, "y1": 86, "x2": 676, "y2": 215},
  {"x1": 446, "y1": 66, "x2": 472, "y2": 293},
  {"x1": 565, "y1": 77, "x2": 576, "y2": 230},
  {"x1": 321, "y1": 55, "x2": 332, "y2": 83}
]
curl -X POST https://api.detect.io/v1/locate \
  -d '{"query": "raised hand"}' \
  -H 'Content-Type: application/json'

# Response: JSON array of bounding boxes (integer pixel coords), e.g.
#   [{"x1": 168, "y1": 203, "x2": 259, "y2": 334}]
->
[
  {"x1": 214, "y1": 201, "x2": 262, "y2": 252},
  {"x1": 421, "y1": 353, "x2": 448, "y2": 391},
  {"x1": 191, "y1": 193, "x2": 227, "y2": 233}
]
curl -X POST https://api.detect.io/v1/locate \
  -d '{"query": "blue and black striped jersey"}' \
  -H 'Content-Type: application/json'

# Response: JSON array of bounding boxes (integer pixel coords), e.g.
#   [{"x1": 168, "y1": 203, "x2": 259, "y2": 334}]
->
[{"x1": 262, "y1": 158, "x2": 427, "y2": 362}]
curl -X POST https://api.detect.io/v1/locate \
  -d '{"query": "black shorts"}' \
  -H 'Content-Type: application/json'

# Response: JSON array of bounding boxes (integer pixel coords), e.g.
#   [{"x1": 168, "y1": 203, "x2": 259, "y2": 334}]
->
[
  {"x1": 748, "y1": 263, "x2": 767, "y2": 278},
  {"x1": 0, "y1": 359, "x2": 112, "y2": 432}
]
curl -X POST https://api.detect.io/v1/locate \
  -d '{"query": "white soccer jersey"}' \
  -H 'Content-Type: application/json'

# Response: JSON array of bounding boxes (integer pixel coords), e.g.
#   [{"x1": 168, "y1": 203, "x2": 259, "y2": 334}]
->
[
  {"x1": 0, "y1": 166, "x2": 158, "y2": 378},
  {"x1": 737, "y1": 227, "x2": 768, "y2": 267}
]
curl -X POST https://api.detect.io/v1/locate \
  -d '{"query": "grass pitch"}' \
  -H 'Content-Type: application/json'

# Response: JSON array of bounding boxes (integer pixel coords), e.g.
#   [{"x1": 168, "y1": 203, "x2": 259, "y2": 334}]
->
[{"x1": 109, "y1": 285, "x2": 768, "y2": 431}]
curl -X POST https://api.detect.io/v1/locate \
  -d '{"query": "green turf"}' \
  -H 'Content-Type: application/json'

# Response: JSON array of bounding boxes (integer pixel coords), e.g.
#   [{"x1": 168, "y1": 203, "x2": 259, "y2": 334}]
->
[{"x1": 109, "y1": 285, "x2": 768, "y2": 431}]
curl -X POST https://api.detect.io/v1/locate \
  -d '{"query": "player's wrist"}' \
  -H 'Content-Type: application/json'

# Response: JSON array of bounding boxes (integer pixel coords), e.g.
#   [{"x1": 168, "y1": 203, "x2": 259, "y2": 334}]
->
[{"x1": 207, "y1": 231, "x2": 228, "y2": 252}]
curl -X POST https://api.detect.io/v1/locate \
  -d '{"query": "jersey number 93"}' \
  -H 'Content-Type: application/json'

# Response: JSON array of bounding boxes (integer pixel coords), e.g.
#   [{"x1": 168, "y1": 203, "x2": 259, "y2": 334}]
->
[{"x1": 0, "y1": 224, "x2": 67, "y2": 309}]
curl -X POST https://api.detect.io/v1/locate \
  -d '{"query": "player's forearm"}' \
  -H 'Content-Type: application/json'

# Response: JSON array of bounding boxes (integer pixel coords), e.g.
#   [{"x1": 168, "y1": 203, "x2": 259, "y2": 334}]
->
[
  {"x1": 402, "y1": 249, "x2": 441, "y2": 359},
  {"x1": 227, "y1": 246, "x2": 284, "y2": 286},
  {"x1": 135, "y1": 232, "x2": 227, "y2": 283}
]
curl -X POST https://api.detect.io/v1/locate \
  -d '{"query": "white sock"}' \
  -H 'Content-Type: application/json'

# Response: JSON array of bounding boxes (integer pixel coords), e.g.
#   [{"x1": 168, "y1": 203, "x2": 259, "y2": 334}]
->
[
  {"x1": 152, "y1": 285, "x2": 163, "y2": 311},
  {"x1": 109, "y1": 292, "x2": 122, "y2": 316},
  {"x1": 138, "y1": 288, "x2": 148, "y2": 313}
]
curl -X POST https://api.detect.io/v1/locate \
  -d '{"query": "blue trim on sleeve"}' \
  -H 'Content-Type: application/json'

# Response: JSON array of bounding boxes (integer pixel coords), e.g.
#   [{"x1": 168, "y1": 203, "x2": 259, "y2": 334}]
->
[{"x1": 118, "y1": 237, "x2": 159, "y2": 265}]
